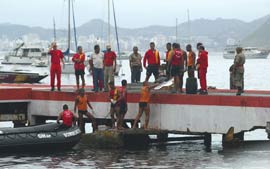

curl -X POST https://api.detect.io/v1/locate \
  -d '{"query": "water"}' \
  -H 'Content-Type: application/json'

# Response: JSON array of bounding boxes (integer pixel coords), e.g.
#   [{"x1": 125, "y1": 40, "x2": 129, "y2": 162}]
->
[{"x1": 1, "y1": 52, "x2": 270, "y2": 168}]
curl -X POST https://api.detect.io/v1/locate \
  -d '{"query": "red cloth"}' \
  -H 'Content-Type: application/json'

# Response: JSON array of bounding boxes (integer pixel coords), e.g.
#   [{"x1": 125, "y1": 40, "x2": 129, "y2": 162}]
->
[
  {"x1": 62, "y1": 110, "x2": 73, "y2": 127},
  {"x1": 104, "y1": 51, "x2": 116, "y2": 66},
  {"x1": 171, "y1": 49, "x2": 183, "y2": 66},
  {"x1": 199, "y1": 68, "x2": 207, "y2": 90},
  {"x1": 50, "y1": 64, "x2": 61, "y2": 88},
  {"x1": 143, "y1": 49, "x2": 160, "y2": 67},
  {"x1": 197, "y1": 51, "x2": 208, "y2": 69},
  {"x1": 72, "y1": 53, "x2": 85, "y2": 70},
  {"x1": 49, "y1": 49, "x2": 64, "y2": 65}
]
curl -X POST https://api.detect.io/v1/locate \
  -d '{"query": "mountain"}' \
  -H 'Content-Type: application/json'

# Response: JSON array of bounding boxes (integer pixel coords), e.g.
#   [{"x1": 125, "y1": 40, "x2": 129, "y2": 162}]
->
[
  {"x1": 0, "y1": 15, "x2": 269, "y2": 49},
  {"x1": 242, "y1": 17, "x2": 270, "y2": 48}
]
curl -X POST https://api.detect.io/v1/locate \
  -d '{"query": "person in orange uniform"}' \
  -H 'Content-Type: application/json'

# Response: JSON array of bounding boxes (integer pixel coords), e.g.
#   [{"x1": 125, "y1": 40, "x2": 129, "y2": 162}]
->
[
  {"x1": 132, "y1": 81, "x2": 158, "y2": 129},
  {"x1": 143, "y1": 42, "x2": 160, "y2": 82},
  {"x1": 72, "y1": 46, "x2": 85, "y2": 90},
  {"x1": 57, "y1": 104, "x2": 77, "y2": 129},
  {"x1": 49, "y1": 42, "x2": 65, "y2": 91},
  {"x1": 74, "y1": 88, "x2": 97, "y2": 133},
  {"x1": 196, "y1": 45, "x2": 208, "y2": 95},
  {"x1": 108, "y1": 81, "x2": 121, "y2": 129},
  {"x1": 165, "y1": 42, "x2": 173, "y2": 79},
  {"x1": 104, "y1": 45, "x2": 117, "y2": 92},
  {"x1": 186, "y1": 44, "x2": 196, "y2": 78},
  {"x1": 168, "y1": 43, "x2": 184, "y2": 93}
]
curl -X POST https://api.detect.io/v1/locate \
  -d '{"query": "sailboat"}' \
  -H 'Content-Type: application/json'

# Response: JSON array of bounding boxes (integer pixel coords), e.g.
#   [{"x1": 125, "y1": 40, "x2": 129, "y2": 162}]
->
[
  {"x1": 61, "y1": 0, "x2": 78, "y2": 74},
  {"x1": 110, "y1": 0, "x2": 121, "y2": 76}
]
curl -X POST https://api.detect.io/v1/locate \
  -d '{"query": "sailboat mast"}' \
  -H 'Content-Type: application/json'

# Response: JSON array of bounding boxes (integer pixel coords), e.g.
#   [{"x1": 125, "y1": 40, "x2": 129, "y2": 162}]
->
[
  {"x1": 112, "y1": 0, "x2": 121, "y2": 58},
  {"x1": 187, "y1": 9, "x2": 191, "y2": 44},
  {"x1": 108, "y1": 0, "x2": 111, "y2": 44},
  {"x1": 68, "y1": 0, "x2": 71, "y2": 52},
  {"x1": 72, "y1": 0, "x2": 78, "y2": 50},
  {"x1": 175, "y1": 18, "x2": 178, "y2": 43},
  {"x1": 53, "y1": 17, "x2": 56, "y2": 41}
]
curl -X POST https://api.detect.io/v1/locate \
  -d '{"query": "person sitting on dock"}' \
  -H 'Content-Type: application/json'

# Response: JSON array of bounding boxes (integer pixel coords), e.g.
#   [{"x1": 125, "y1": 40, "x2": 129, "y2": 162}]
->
[
  {"x1": 133, "y1": 81, "x2": 158, "y2": 129},
  {"x1": 57, "y1": 104, "x2": 77, "y2": 129},
  {"x1": 74, "y1": 88, "x2": 97, "y2": 133},
  {"x1": 143, "y1": 42, "x2": 160, "y2": 82},
  {"x1": 108, "y1": 81, "x2": 121, "y2": 129},
  {"x1": 72, "y1": 46, "x2": 86, "y2": 90},
  {"x1": 48, "y1": 42, "x2": 65, "y2": 92},
  {"x1": 118, "y1": 79, "x2": 128, "y2": 129}
]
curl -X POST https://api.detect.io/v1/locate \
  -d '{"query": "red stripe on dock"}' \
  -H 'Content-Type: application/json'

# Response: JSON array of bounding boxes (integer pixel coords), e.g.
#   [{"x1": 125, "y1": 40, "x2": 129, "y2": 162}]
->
[
  {"x1": 1, "y1": 87, "x2": 270, "y2": 108},
  {"x1": 0, "y1": 88, "x2": 32, "y2": 101}
]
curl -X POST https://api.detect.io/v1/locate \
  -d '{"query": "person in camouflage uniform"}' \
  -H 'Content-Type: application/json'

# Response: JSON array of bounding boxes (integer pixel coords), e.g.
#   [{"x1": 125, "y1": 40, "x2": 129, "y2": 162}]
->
[{"x1": 230, "y1": 47, "x2": 246, "y2": 96}]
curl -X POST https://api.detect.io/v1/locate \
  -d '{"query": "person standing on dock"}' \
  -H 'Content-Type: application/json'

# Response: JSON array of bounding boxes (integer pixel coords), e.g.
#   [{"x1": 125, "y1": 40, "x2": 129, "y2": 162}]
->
[
  {"x1": 230, "y1": 47, "x2": 245, "y2": 96},
  {"x1": 48, "y1": 42, "x2": 64, "y2": 92},
  {"x1": 186, "y1": 44, "x2": 196, "y2": 78},
  {"x1": 165, "y1": 42, "x2": 173, "y2": 79},
  {"x1": 196, "y1": 45, "x2": 208, "y2": 95},
  {"x1": 179, "y1": 44, "x2": 188, "y2": 93},
  {"x1": 143, "y1": 42, "x2": 160, "y2": 82},
  {"x1": 118, "y1": 79, "x2": 128, "y2": 129},
  {"x1": 108, "y1": 81, "x2": 121, "y2": 129},
  {"x1": 104, "y1": 45, "x2": 117, "y2": 92},
  {"x1": 129, "y1": 46, "x2": 142, "y2": 83},
  {"x1": 72, "y1": 46, "x2": 86, "y2": 90},
  {"x1": 133, "y1": 81, "x2": 158, "y2": 129},
  {"x1": 89, "y1": 45, "x2": 104, "y2": 92},
  {"x1": 168, "y1": 43, "x2": 184, "y2": 93},
  {"x1": 74, "y1": 88, "x2": 97, "y2": 133},
  {"x1": 57, "y1": 104, "x2": 77, "y2": 129}
]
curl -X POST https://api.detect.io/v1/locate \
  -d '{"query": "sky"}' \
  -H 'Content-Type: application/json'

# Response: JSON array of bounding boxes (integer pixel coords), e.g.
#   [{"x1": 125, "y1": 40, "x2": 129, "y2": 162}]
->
[{"x1": 0, "y1": 0, "x2": 269, "y2": 29}]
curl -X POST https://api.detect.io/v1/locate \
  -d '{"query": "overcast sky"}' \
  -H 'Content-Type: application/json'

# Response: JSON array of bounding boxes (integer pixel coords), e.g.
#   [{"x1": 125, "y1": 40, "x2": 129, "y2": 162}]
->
[{"x1": 0, "y1": 0, "x2": 269, "y2": 29}]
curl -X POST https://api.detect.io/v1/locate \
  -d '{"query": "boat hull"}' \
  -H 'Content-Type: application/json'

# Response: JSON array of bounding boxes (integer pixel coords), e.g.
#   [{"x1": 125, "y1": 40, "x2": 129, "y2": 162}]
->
[
  {"x1": 0, "y1": 123, "x2": 81, "y2": 152},
  {"x1": 0, "y1": 71, "x2": 48, "y2": 83},
  {"x1": 223, "y1": 53, "x2": 269, "y2": 59}
]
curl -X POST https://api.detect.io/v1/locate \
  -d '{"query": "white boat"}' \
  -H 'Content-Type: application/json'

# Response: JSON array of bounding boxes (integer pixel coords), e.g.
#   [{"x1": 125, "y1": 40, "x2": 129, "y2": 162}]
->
[
  {"x1": 2, "y1": 43, "x2": 48, "y2": 65},
  {"x1": 223, "y1": 45, "x2": 270, "y2": 59}
]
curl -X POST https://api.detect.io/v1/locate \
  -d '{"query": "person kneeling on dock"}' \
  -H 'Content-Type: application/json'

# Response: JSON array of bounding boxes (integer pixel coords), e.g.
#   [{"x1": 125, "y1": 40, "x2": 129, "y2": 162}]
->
[
  {"x1": 133, "y1": 81, "x2": 158, "y2": 129},
  {"x1": 108, "y1": 81, "x2": 121, "y2": 129},
  {"x1": 74, "y1": 88, "x2": 97, "y2": 133},
  {"x1": 57, "y1": 104, "x2": 77, "y2": 129}
]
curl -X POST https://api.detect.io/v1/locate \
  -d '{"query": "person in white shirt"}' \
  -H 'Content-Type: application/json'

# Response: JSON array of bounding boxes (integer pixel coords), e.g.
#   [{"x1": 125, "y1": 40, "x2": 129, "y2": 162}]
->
[{"x1": 89, "y1": 45, "x2": 104, "y2": 92}]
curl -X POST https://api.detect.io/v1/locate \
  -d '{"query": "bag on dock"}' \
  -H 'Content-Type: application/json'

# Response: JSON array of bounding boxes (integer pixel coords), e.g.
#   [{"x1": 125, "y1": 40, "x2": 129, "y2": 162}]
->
[{"x1": 186, "y1": 77, "x2": 198, "y2": 94}]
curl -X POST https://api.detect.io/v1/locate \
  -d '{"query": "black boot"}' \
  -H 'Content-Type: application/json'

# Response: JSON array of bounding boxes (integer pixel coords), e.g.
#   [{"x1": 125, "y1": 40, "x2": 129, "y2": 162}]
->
[{"x1": 236, "y1": 87, "x2": 242, "y2": 96}]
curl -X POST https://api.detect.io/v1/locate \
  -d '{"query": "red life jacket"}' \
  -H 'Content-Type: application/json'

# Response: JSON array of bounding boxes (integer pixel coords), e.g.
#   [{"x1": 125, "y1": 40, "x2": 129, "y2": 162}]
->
[
  {"x1": 171, "y1": 49, "x2": 183, "y2": 66},
  {"x1": 62, "y1": 110, "x2": 73, "y2": 127}
]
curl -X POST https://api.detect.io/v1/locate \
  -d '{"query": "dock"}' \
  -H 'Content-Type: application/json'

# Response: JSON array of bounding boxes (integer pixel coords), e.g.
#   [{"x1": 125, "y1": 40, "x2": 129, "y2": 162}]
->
[{"x1": 1, "y1": 83, "x2": 270, "y2": 147}]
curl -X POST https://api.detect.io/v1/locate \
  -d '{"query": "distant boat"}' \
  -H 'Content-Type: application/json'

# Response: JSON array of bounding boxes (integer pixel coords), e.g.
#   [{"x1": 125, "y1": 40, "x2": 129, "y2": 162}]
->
[
  {"x1": 0, "y1": 70, "x2": 48, "y2": 83},
  {"x1": 223, "y1": 45, "x2": 270, "y2": 59},
  {"x1": 2, "y1": 43, "x2": 48, "y2": 65}
]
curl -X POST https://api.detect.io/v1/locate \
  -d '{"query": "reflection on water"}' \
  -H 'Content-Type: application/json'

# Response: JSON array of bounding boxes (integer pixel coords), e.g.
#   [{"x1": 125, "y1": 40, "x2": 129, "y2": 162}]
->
[{"x1": 1, "y1": 140, "x2": 270, "y2": 169}]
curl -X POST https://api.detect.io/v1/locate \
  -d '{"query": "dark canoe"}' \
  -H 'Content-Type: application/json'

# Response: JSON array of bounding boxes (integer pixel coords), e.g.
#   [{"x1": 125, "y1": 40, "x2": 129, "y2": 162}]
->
[
  {"x1": 0, "y1": 123, "x2": 81, "y2": 152},
  {"x1": 0, "y1": 71, "x2": 48, "y2": 83}
]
